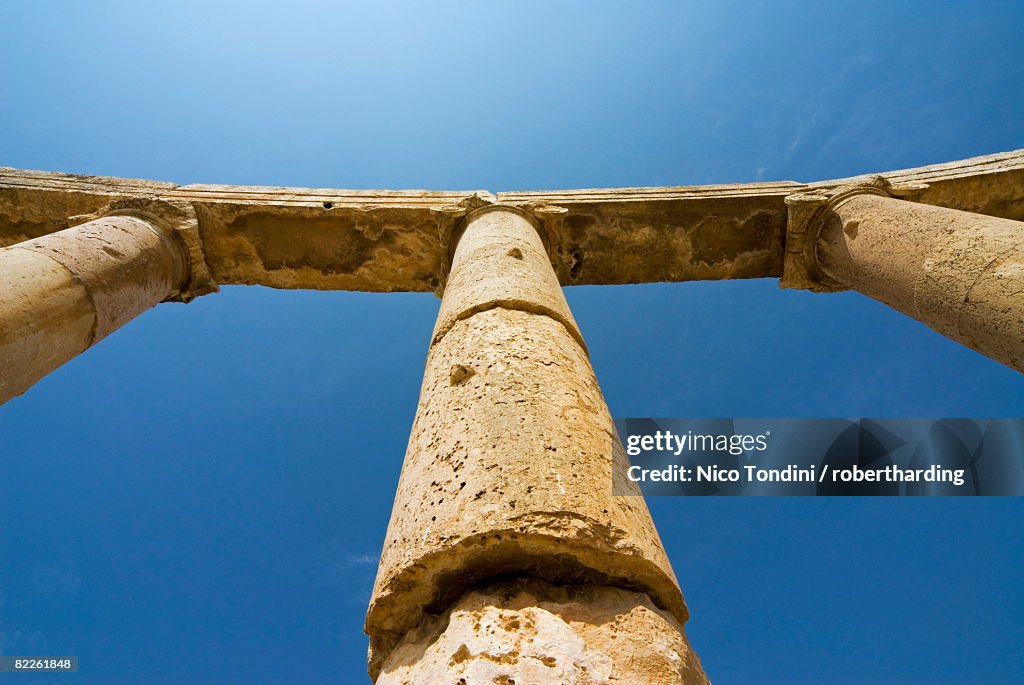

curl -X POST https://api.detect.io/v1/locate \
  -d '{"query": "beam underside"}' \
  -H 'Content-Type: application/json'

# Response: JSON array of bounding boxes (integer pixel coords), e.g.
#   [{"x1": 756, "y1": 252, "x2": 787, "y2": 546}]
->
[{"x1": 1, "y1": 150, "x2": 1022, "y2": 293}]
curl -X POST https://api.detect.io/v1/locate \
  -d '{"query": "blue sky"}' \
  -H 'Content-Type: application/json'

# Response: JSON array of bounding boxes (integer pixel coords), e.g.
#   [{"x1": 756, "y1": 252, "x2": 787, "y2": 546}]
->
[{"x1": 1, "y1": 1, "x2": 1022, "y2": 683}]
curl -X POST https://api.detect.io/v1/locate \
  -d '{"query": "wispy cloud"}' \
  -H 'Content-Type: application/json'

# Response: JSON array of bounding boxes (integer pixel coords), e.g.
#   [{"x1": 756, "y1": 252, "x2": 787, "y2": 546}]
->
[
  {"x1": 343, "y1": 553, "x2": 377, "y2": 567},
  {"x1": 781, "y1": 50, "x2": 879, "y2": 170}
]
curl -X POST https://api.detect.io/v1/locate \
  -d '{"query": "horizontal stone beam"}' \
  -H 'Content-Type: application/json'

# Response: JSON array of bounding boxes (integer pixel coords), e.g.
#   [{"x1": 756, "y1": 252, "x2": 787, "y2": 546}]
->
[{"x1": 1, "y1": 149, "x2": 1021, "y2": 293}]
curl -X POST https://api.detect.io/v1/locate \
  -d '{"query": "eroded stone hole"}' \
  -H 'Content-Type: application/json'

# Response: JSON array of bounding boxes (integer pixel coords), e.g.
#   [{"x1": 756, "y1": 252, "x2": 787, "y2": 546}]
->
[
  {"x1": 450, "y1": 364, "x2": 476, "y2": 385},
  {"x1": 322, "y1": 201, "x2": 333, "y2": 209},
  {"x1": 567, "y1": 249, "x2": 583, "y2": 280}
]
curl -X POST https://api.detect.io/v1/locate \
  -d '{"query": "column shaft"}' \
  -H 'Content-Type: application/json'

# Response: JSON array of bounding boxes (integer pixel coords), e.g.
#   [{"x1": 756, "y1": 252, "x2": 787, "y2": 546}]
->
[
  {"x1": 367, "y1": 206, "x2": 707, "y2": 683},
  {"x1": 0, "y1": 214, "x2": 187, "y2": 403},
  {"x1": 816, "y1": 194, "x2": 1024, "y2": 372}
]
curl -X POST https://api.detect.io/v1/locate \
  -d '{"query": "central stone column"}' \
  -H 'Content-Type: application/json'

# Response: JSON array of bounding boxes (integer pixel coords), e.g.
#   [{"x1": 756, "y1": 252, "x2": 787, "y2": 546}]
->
[{"x1": 366, "y1": 206, "x2": 708, "y2": 684}]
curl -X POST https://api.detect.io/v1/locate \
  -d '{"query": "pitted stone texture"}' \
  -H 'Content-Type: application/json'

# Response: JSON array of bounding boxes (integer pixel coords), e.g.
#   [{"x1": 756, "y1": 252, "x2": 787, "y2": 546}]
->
[
  {"x1": 367, "y1": 306, "x2": 684, "y2": 677},
  {"x1": 433, "y1": 208, "x2": 584, "y2": 350},
  {"x1": 368, "y1": 207, "x2": 686, "y2": 676},
  {"x1": 376, "y1": 580, "x2": 709, "y2": 685},
  {"x1": 0, "y1": 249, "x2": 94, "y2": 402},
  {"x1": 817, "y1": 194, "x2": 1024, "y2": 372},
  {"x1": 0, "y1": 215, "x2": 187, "y2": 403},
  {"x1": 4, "y1": 150, "x2": 1023, "y2": 291},
  {"x1": 18, "y1": 215, "x2": 187, "y2": 341},
  {"x1": 960, "y1": 242, "x2": 1024, "y2": 369}
]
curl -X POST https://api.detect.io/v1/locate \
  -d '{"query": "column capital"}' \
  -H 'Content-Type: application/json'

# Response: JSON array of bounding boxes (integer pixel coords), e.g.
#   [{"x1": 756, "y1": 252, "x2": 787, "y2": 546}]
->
[
  {"x1": 781, "y1": 176, "x2": 929, "y2": 291},
  {"x1": 431, "y1": 198, "x2": 569, "y2": 295},
  {"x1": 71, "y1": 197, "x2": 218, "y2": 302}
]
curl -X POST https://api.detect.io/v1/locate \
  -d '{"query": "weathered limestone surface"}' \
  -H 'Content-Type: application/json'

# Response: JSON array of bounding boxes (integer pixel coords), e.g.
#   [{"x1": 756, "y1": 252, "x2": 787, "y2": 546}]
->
[
  {"x1": 2, "y1": 151, "x2": 1019, "y2": 395},
  {"x1": 816, "y1": 191, "x2": 1024, "y2": 372},
  {"x1": 376, "y1": 579, "x2": 709, "y2": 685},
  {"x1": 807, "y1": 151, "x2": 1024, "y2": 221},
  {"x1": 0, "y1": 214, "x2": 187, "y2": 402},
  {"x1": 366, "y1": 208, "x2": 696, "y2": 680},
  {"x1": 4, "y1": 149, "x2": 1020, "y2": 293},
  {"x1": 432, "y1": 205, "x2": 586, "y2": 350}
]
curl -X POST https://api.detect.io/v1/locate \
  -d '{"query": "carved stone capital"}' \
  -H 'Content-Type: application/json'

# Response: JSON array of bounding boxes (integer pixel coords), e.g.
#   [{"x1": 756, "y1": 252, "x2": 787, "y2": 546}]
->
[
  {"x1": 528, "y1": 203, "x2": 572, "y2": 275},
  {"x1": 71, "y1": 197, "x2": 218, "y2": 302},
  {"x1": 781, "y1": 176, "x2": 929, "y2": 291},
  {"x1": 431, "y1": 199, "x2": 569, "y2": 295}
]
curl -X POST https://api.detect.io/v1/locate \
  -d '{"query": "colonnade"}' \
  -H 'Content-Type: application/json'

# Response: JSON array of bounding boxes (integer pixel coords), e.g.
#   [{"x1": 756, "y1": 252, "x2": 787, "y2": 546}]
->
[{"x1": 0, "y1": 177, "x2": 1021, "y2": 683}]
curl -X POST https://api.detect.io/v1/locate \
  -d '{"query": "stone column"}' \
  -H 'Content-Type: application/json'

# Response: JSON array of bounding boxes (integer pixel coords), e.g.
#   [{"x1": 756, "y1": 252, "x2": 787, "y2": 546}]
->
[
  {"x1": 367, "y1": 206, "x2": 708, "y2": 684},
  {"x1": 784, "y1": 180, "x2": 1024, "y2": 373},
  {"x1": 0, "y1": 213, "x2": 189, "y2": 404}
]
